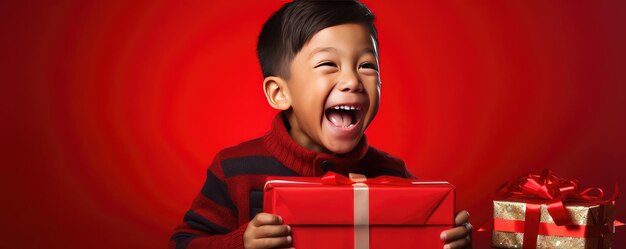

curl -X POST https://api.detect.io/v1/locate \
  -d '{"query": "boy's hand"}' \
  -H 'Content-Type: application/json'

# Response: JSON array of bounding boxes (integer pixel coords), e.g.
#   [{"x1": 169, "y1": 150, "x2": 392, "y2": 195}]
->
[
  {"x1": 440, "y1": 210, "x2": 472, "y2": 249},
  {"x1": 244, "y1": 213, "x2": 293, "y2": 249}
]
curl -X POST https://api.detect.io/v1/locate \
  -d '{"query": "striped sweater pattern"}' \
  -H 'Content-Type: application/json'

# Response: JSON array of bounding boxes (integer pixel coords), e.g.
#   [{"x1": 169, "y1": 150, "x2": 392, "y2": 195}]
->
[{"x1": 169, "y1": 113, "x2": 412, "y2": 249}]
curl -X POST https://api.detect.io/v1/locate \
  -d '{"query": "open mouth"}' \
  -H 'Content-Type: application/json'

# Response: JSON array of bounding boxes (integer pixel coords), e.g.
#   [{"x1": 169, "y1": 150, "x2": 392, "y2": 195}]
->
[{"x1": 324, "y1": 105, "x2": 363, "y2": 128}]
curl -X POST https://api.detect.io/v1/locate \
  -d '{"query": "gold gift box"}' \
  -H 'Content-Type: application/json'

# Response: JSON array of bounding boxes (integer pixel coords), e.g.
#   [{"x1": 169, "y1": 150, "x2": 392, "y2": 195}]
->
[{"x1": 492, "y1": 200, "x2": 614, "y2": 249}]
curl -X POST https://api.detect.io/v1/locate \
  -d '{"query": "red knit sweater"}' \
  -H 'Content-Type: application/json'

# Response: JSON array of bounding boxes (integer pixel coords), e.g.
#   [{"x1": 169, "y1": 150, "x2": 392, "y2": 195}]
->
[{"x1": 169, "y1": 113, "x2": 413, "y2": 249}]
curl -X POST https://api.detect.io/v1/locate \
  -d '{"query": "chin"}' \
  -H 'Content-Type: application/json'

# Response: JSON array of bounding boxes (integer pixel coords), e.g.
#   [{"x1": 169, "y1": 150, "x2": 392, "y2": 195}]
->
[{"x1": 325, "y1": 140, "x2": 359, "y2": 154}]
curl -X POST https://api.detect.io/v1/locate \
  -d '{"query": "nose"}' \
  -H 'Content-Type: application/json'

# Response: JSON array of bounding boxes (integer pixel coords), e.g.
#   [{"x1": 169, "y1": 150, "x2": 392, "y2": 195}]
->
[{"x1": 337, "y1": 69, "x2": 363, "y2": 92}]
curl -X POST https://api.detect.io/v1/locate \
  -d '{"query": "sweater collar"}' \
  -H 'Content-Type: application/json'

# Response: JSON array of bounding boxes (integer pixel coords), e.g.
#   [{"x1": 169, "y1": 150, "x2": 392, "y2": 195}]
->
[{"x1": 262, "y1": 112, "x2": 369, "y2": 177}]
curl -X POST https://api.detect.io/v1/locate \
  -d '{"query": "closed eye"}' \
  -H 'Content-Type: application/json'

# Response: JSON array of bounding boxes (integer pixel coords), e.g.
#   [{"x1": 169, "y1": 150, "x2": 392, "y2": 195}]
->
[
  {"x1": 359, "y1": 63, "x2": 378, "y2": 71},
  {"x1": 315, "y1": 61, "x2": 337, "y2": 68}
]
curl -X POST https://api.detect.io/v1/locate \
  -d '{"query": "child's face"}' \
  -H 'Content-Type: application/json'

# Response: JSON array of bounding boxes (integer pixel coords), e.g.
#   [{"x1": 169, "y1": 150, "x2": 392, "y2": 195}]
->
[{"x1": 284, "y1": 23, "x2": 380, "y2": 154}]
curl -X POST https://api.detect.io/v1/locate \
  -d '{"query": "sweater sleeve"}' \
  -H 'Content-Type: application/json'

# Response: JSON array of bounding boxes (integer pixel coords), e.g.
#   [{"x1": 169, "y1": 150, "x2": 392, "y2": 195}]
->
[{"x1": 169, "y1": 154, "x2": 245, "y2": 249}]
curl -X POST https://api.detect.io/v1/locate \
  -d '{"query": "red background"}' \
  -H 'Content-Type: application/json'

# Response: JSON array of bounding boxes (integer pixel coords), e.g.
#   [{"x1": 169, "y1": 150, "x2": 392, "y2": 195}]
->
[{"x1": 1, "y1": 1, "x2": 624, "y2": 248}]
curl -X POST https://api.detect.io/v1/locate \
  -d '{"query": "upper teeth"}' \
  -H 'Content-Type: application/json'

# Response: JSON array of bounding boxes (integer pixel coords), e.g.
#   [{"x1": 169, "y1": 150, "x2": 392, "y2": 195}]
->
[{"x1": 333, "y1": 105, "x2": 360, "y2": 110}]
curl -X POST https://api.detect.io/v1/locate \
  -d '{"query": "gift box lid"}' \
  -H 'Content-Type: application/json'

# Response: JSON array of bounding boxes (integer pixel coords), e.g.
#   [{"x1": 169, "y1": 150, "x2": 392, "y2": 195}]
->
[{"x1": 263, "y1": 176, "x2": 455, "y2": 226}]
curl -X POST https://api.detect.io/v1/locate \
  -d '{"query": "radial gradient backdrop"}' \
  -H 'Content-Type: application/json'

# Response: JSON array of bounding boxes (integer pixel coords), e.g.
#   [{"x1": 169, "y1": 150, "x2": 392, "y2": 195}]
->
[{"x1": 1, "y1": 1, "x2": 625, "y2": 248}]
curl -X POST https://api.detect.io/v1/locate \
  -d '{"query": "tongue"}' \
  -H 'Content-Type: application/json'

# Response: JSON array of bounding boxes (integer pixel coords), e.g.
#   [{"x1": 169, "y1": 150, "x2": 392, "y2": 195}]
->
[{"x1": 327, "y1": 111, "x2": 352, "y2": 127}]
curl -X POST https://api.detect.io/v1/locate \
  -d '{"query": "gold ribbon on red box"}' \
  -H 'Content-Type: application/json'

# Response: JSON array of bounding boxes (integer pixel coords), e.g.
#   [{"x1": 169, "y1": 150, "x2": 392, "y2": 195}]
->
[{"x1": 494, "y1": 169, "x2": 619, "y2": 248}]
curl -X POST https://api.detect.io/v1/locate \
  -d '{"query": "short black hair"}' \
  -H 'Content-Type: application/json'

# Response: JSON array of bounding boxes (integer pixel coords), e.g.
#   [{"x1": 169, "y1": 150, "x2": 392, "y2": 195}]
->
[{"x1": 256, "y1": 0, "x2": 378, "y2": 78}]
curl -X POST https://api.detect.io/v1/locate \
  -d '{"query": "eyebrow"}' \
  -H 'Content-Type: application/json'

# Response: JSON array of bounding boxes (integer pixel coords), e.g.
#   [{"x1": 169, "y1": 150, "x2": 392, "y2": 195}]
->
[
  {"x1": 360, "y1": 47, "x2": 377, "y2": 57},
  {"x1": 308, "y1": 47, "x2": 377, "y2": 60},
  {"x1": 309, "y1": 47, "x2": 338, "y2": 59}
]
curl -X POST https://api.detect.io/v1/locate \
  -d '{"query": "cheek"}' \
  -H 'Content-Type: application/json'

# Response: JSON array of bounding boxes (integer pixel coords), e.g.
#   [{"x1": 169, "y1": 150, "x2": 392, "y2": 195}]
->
[
  {"x1": 367, "y1": 82, "x2": 380, "y2": 105},
  {"x1": 292, "y1": 83, "x2": 326, "y2": 119},
  {"x1": 310, "y1": 78, "x2": 333, "y2": 103},
  {"x1": 363, "y1": 75, "x2": 380, "y2": 92},
  {"x1": 366, "y1": 83, "x2": 381, "y2": 122}
]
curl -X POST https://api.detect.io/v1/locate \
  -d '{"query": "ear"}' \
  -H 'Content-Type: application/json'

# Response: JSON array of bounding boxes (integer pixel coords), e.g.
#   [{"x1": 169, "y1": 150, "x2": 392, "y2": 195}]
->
[{"x1": 263, "y1": 76, "x2": 291, "y2": 110}]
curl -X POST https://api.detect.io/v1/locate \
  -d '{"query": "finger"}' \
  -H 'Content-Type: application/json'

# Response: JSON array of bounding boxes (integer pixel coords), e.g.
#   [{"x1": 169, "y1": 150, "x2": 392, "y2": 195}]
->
[
  {"x1": 254, "y1": 235, "x2": 292, "y2": 249},
  {"x1": 254, "y1": 224, "x2": 291, "y2": 238},
  {"x1": 440, "y1": 225, "x2": 470, "y2": 242},
  {"x1": 252, "y1": 213, "x2": 283, "y2": 227},
  {"x1": 464, "y1": 222, "x2": 473, "y2": 233},
  {"x1": 455, "y1": 210, "x2": 470, "y2": 226},
  {"x1": 444, "y1": 235, "x2": 471, "y2": 249}
]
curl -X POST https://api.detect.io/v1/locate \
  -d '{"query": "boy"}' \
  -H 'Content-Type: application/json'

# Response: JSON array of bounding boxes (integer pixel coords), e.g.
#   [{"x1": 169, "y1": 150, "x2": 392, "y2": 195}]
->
[{"x1": 170, "y1": 1, "x2": 472, "y2": 248}]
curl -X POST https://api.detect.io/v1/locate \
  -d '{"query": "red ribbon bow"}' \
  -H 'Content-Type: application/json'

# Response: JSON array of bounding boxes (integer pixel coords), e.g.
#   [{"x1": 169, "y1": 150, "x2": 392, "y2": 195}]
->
[
  {"x1": 496, "y1": 169, "x2": 618, "y2": 225},
  {"x1": 495, "y1": 169, "x2": 619, "y2": 249},
  {"x1": 321, "y1": 171, "x2": 414, "y2": 186}
]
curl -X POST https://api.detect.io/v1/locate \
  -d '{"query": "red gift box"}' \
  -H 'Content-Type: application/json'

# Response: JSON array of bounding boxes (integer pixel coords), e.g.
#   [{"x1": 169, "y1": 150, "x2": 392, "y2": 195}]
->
[{"x1": 263, "y1": 172, "x2": 455, "y2": 249}]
